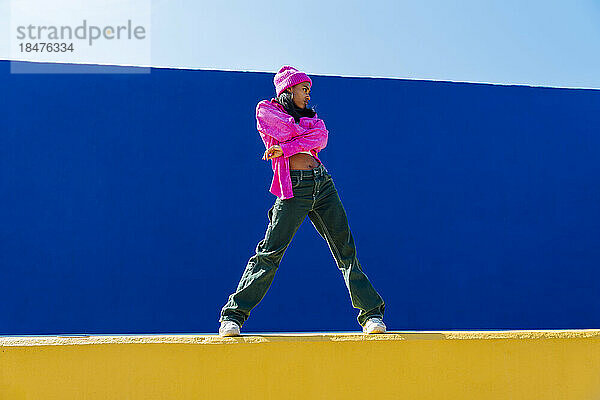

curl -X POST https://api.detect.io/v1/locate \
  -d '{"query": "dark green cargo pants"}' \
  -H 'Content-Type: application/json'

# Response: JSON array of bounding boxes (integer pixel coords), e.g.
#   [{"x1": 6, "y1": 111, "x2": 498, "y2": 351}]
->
[{"x1": 219, "y1": 163, "x2": 385, "y2": 328}]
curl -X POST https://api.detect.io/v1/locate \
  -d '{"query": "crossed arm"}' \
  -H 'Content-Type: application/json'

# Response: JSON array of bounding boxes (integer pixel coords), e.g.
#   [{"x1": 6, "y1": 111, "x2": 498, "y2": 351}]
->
[
  {"x1": 256, "y1": 101, "x2": 329, "y2": 159},
  {"x1": 278, "y1": 119, "x2": 328, "y2": 157}
]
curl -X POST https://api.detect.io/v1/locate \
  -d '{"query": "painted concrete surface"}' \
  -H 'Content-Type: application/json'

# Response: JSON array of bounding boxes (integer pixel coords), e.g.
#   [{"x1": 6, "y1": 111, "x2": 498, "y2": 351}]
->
[{"x1": 2, "y1": 330, "x2": 600, "y2": 399}]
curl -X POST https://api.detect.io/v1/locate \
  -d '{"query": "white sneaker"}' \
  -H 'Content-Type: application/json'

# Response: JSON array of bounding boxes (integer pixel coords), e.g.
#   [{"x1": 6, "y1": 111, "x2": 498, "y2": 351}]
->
[
  {"x1": 219, "y1": 320, "x2": 241, "y2": 337},
  {"x1": 363, "y1": 317, "x2": 386, "y2": 334}
]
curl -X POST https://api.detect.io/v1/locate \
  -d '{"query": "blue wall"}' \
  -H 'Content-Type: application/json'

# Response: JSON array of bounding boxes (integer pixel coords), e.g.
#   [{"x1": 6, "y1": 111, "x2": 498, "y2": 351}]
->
[{"x1": 1, "y1": 60, "x2": 599, "y2": 335}]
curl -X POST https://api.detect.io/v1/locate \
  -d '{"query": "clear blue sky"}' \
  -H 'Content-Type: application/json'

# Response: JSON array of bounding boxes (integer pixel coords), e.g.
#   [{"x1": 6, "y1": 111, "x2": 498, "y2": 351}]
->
[{"x1": 2, "y1": 0, "x2": 599, "y2": 88}]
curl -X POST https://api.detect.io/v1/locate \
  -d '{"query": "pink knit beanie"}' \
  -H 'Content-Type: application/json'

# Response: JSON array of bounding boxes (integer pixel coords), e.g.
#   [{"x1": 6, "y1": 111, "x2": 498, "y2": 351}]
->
[{"x1": 273, "y1": 65, "x2": 312, "y2": 96}]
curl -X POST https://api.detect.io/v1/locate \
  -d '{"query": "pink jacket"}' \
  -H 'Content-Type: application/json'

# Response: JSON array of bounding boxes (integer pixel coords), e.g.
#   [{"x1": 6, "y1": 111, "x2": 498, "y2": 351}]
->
[{"x1": 256, "y1": 98, "x2": 329, "y2": 199}]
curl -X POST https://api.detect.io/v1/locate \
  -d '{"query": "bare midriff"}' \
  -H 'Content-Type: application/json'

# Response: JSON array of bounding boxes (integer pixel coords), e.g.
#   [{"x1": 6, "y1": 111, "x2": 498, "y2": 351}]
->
[{"x1": 289, "y1": 153, "x2": 321, "y2": 170}]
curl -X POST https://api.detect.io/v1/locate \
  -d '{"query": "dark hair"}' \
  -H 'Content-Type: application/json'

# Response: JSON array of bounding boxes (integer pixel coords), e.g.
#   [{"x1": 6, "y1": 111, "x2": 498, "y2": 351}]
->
[{"x1": 275, "y1": 90, "x2": 316, "y2": 123}]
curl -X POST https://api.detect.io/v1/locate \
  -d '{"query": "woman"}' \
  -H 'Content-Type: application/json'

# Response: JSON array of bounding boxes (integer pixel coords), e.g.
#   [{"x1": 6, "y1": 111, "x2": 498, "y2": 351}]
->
[{"x1": 218, "y1": 65, "x2": 386, "y2": 336}]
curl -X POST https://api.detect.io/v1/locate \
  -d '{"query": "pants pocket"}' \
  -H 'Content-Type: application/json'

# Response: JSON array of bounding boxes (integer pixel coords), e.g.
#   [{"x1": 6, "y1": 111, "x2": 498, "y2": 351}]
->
[{"x1": 291, "y1": 176, "x2": 301, "y2": 189}]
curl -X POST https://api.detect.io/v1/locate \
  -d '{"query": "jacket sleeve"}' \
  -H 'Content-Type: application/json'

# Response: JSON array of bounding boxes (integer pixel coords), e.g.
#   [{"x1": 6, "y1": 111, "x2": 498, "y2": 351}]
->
[
  {"x1": 297, "y1": 115, "x2": 321, "y2": 130},
  {"x1": 278, "y1": 119, "x2": 329, "y2": 158},
  {"x1": 256, "y1": 101, "x2": 307, "y2": 142}
]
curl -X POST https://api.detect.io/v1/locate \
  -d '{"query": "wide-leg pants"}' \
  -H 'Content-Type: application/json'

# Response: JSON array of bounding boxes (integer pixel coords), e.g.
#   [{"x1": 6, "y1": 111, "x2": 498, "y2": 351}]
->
[{"x1": 219, "y1": 163, "x2": 385, "y2": 328}]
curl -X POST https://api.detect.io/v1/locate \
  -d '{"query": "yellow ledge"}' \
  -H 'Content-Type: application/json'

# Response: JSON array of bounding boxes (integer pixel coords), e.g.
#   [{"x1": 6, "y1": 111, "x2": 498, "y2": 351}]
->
[{"x1": 2, "y1": 330, "x2": 600, "y2": 400}]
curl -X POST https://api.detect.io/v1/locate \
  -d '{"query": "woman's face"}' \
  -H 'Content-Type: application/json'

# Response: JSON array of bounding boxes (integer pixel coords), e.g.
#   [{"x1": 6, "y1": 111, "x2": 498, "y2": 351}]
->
[{"x1": 286, "y1": 82, "x2": 311, "y2": 109}]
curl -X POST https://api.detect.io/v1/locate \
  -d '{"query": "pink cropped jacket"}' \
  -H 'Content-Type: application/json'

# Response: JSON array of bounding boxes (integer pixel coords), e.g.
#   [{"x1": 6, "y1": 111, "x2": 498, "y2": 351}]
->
[{"x1": 256, "y1": 98, "x2": 329, "y2": 199}]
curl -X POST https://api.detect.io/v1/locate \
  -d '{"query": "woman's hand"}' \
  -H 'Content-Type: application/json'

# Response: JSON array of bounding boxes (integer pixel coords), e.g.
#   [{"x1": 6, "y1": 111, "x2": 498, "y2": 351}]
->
[{"x1": 263, "y1": 145, "x2": 283, "y2": 160}]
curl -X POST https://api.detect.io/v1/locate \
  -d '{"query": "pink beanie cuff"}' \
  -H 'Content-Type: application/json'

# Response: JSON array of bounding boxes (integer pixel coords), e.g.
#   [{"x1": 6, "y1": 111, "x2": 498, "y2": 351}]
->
[{"x1": 274, "y1": 65, "x2": 312, "y2": 96}]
